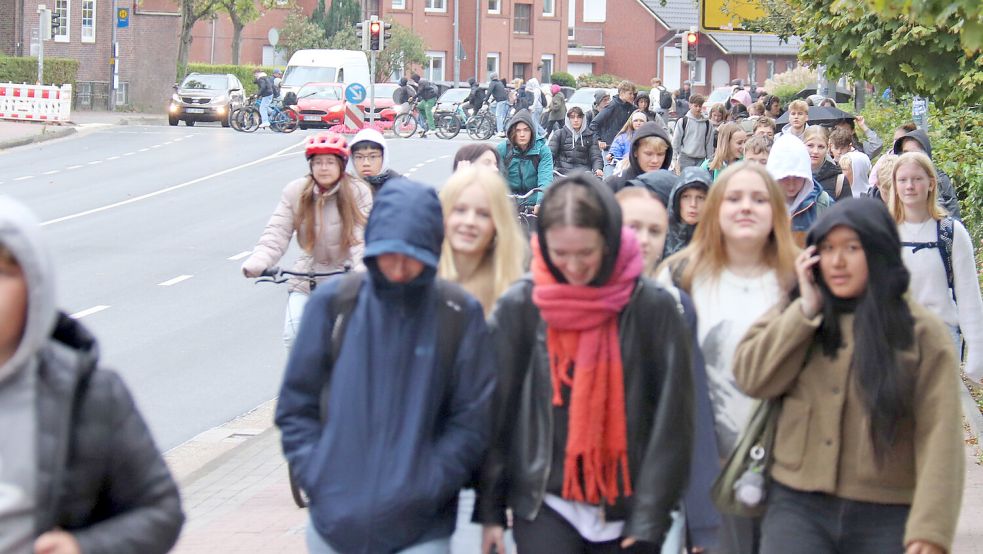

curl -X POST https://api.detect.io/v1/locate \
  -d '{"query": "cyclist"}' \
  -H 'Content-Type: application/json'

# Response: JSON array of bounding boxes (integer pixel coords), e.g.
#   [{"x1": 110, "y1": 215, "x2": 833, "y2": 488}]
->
[
  {"x1": 241, "y1": 132, "x2": 373, "y2": 348},
  {"x1": 253, "y1": 70, "x2": 275, "y2": 129},
  {"x1": 496, "y1": 109, "x2": 554, "y2": 204},
  {"x1": 348, "y1": 128, "x2": 402, "y2": 195}
]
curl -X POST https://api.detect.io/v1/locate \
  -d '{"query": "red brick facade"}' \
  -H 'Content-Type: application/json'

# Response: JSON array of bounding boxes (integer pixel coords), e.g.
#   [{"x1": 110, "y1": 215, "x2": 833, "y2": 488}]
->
[{"x1": 188, "y1": 0, "x2": 317, "y2": 66}]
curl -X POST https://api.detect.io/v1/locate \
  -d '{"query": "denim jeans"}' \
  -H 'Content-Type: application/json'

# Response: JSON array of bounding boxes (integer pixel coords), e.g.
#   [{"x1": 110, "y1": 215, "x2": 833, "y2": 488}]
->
[
  {"x1": 259, "y1": 94, "x2": 273, "y2": 126},
  {"x1": 282, "y1": 290, "x2": 309, "y2": 350},
  {"x1": 495, "y1": 100, "x2": 510, "y2": 134},
  {"x1": 759, "y1": 482, "x2": 909, "y2": 554},
  {"x1": 306, "y1": 520, "x2": 451, "y2": 554},
  {"x1": 531, "y1": 103, "x2": 547, "y2": 137}
]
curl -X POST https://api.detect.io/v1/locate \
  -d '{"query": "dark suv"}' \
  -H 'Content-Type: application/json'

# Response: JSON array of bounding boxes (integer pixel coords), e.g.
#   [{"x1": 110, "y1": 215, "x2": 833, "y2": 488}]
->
[{"x1": 168, "y1": 73, "x2": 245, "y2": 127}]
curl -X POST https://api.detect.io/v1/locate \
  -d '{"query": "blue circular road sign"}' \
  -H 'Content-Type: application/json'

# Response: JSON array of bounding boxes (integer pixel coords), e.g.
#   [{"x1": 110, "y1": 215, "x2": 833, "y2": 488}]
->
[{"x1": 345, "y1": 83, "x2": 367, "y2": 104}]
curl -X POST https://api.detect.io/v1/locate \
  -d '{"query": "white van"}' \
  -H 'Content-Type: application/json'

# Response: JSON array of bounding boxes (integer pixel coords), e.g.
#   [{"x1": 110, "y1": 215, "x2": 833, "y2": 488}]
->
[{"x1": 280, "y1": 49, "x2": 371, "y2": 98}]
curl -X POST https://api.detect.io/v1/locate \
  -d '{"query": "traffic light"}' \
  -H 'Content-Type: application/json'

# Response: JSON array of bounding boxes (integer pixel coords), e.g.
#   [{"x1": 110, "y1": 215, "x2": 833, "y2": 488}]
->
[
  {"x1": 51, "y1": 11, "x2": 62, "y2": 32},
  {"x1": 685, "y1": 31, "x2": 698, "y2": 62},
  {"x1": 356, "y1": 21, "x2": 369, "y2": 51},
  {"x1": 383, "y1": 22, "x2": 392, "y2": 49},
  {"x1": 369, "y1": 19, "x2": 381, "y2": 51}
]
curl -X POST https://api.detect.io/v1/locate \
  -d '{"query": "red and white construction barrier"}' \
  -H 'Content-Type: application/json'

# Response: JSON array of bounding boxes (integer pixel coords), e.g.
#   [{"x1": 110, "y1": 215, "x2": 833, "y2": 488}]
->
[
  {"x1": 343, "y1": 103, "x2": 365, "y2": 131},
  {"x1": 0, "y1": 83, "x2": 73, "y2": 123}
]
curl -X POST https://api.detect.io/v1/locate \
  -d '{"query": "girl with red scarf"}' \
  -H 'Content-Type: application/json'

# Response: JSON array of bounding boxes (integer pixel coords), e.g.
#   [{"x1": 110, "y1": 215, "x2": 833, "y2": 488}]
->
[{"x1": 475, "y1": 175, "x2": 694, "y2": 553}]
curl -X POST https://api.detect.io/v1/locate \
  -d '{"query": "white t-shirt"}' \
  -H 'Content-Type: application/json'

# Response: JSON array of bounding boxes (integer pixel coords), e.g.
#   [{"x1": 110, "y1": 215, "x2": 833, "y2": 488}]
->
[
  {"x1": 899, "y1": 218, "x2": 983, "y2": 380},
  {"x1": 660, "y1": 268, "x2": 783, "y2": 454}
]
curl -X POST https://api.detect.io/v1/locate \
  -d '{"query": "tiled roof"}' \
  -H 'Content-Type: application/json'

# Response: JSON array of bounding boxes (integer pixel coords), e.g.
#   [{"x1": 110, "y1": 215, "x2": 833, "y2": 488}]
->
[{"x1": 637, "y1": 0, "x2": 801, "y2": 55}]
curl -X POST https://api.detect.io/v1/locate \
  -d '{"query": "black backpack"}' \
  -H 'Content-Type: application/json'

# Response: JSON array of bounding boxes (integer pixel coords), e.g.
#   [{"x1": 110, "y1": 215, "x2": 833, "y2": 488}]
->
[
  {"x1": 658, "y1": 87, "x2": 672, "y2": 110},
  {"x1": 393, "y1": 86, "x2": 408, "y2": 104},
  {"x1": 419, "y1": 81, "x2": 439, "y2": 101}
]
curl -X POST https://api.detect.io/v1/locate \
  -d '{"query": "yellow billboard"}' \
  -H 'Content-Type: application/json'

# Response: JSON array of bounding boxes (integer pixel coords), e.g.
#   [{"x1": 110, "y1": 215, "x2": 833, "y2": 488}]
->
[{"x1": 701, "y1": 0, "x2": 767, "y2": 33}]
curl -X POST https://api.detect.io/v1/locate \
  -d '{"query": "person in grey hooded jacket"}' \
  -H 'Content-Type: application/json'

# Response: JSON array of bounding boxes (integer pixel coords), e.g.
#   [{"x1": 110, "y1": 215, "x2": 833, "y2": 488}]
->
[
  {"x1": 893, "y1": 128, "x2": 960, "y2": 219},
  {"x1": 664, "y1": 166, "x2": 712, "y2": 258},
  {"x1": 0, "y1": 197, "x2": 183, "y2": 554}
]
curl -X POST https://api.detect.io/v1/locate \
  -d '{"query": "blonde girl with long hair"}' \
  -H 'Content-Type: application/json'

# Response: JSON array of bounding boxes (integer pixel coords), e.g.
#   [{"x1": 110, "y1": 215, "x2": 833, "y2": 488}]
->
[
  {"x1": 702, "y1": 122, "x2": 747, "y2": 180},
  {"x1": 891, "y1": 151, "x2": 983, "y2": 383},
  {"x1": 438, "y1": 166, "x2": 527, "y2": 315},
  {"x1": 241, "y1": 132, "x2": 372, "y2": 348},
  {"x1": 658, "y1": 161, "x2": 798, "y2": 554}
]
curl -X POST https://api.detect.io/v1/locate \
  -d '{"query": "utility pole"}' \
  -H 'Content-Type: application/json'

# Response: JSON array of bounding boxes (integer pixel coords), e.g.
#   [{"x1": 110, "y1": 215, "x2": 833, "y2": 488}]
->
[
  {"x1": 453, "y1": 0, "x2": 461, "y2": 86},
  {"x1": 369, "y1": 49, "x2": 377, "y2": 123},
  {"x1": 37, "y1": 5, "x2": 48, "y2": 85},
  {"x1": 109, "y1": 0, "x2": 118, "y2": 110}
]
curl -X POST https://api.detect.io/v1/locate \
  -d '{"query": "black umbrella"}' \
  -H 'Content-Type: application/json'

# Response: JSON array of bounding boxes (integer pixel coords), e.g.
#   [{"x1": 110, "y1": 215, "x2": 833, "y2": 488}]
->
[
  {"x1": 794, "y1": 86, "x2": 853, "y2": 103},
  {"x1": 775, "y1": 105, "x2": 855, "y2": 126}
]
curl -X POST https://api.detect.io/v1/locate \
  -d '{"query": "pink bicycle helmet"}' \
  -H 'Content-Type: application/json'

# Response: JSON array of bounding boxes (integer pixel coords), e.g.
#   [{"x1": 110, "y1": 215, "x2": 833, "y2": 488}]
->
[{"x1": 305, "y1": 132, "x2": 350, "y2": 163}]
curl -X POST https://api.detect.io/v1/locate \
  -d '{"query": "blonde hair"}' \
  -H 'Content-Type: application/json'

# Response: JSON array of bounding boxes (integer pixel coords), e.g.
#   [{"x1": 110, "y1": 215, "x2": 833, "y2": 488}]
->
[
  {"x1": 889, "y1": 151, "x2": 947, "y2": 222},
  {"x1": 802, "y1": 125, "x2": 828, "y2": 144},
  {"x1": 438, "y1": 167, "x2": 527, "y2": 314},
  {"x1": 875, "y1": 154, "x2": 898, "y2": 200},
  {"x1": 838, "y1": 152, "x2": 852, "y2": 171},
  {"x1": 708, "y1": 122, "x2": 745, "y2": 170},
  {"x1": 636, "y1": 135, "x2": 669, "y2": 154},
  {"x1": 296, "y1": 172, "x2": 367, "y2": 253},
  {"x1": 660, "y1": 162, "x2": 799, "y2": 293},
  {"x1": 788, "y1": 99, "x2": 809, "y2": 114}
]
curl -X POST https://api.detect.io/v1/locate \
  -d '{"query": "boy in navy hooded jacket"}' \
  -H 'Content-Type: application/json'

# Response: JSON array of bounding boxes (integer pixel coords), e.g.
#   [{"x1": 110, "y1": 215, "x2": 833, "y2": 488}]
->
[{"x1": 276, "y1": 179, "x2": 496, "y2": 554}]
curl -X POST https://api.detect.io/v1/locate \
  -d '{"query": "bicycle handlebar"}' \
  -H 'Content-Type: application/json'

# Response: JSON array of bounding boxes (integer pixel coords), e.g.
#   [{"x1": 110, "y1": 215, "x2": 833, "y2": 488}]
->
[
  {"x1": 255, "y1": 265, "x2": 352, "y2": 285},
  {"x1": 508, "y1": 187, "x2": 545, "y2": 201}
]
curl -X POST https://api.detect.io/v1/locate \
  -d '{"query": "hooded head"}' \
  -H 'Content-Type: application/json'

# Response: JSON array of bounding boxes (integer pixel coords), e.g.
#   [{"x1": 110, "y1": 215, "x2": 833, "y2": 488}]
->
[
  {"x1": 670, "y1": 166, "x2": 711, "y2": 222},
  {"x1": 627, "y1": 121, "x2": 673, "y2": 176},
  {"x1": 0, "y1": 197, "x2": 57, "y2": 384},
  {"x1": 488, "y1": 72, "x2": 498, "y2": 82},
  {"x1": 537, "y1": 175, "x2": 624, "y2": 286},
  {"x1": 768, "y1": 133, "x2": 816, "y2": 206},
  {"x1": 627, "y1": 170, "x2": 677, "y2": 209},
  {"x1": 363, "y1": 180, "x2": 444, "y2": 288},
  {"x1": 731, "y1": 89, "x2": 752, "y2": 108},
  {"x1": 634, "y1": 90, "x2": 651, "y2": 112},
  {"x1": 348, "y1": 128, "x2": 390, "y2": 184},
  {"x1": 506, "y1": 109, "x2": 538, "y2": 151},
  {"x1": 892, "y1": 128, "x2": 933, "y2": 159},
  {"x1": 526, "y1": 78, "x2": 540, "y2": 93},
  {"x1": 593, "y1": 89, "x2": 610, "y2": 107},
  {"x1": 806, "y1": 198, "x2": 915, "y2": 459},
  {"x1": 399, "y1": 77, "x2": 408, "y2": 87}
]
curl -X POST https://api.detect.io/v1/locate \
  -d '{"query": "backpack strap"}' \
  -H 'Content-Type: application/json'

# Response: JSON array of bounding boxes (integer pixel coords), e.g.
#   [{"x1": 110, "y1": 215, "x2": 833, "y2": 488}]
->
[{"x1": 938, "y1": 217, "x2": 956, "y2": 302}]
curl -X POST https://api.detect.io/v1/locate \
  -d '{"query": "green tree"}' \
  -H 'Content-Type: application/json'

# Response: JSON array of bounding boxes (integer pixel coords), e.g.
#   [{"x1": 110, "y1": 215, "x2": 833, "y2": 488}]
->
[
  {"x1": 326, "y1": 26, "x2": 359, "y2": 50},
  {"x1": 177, "y1": 0, "x2": 220, "y2": 79},
  {"x1": 220, "y1": 0, "x2": 260, "y2": 65},
  {"x1": 735, "y1": 0, "x2": 982, "y2": 106},
  {"x1": 279, "y1": 8, "x2": 328, "y2": 59},
  {"x1": 865, "y1": 0, "x2": 982, "y2": 53},
  {"x1": 373, "y1": 21, "x2": 427, "y2": 82},
  {"x1": 323, "y1": 0, "x2": 361, "y2": 40}
]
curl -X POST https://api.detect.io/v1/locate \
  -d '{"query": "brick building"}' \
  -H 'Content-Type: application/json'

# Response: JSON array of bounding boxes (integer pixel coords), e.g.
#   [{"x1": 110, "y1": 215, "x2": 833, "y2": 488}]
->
[
  {"x1": 11, "y1": 0, "x2": 182, "y2": 110},
  {"x1": 188, "y1": 0, "x2": 317, "y2": 67},
  {"x1": 567, "y1": 0, "x2": 800, "y2": 95}
]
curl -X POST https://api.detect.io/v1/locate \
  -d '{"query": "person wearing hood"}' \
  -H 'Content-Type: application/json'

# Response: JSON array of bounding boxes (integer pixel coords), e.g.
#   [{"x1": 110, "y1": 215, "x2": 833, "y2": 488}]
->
[
  {"x1": 348, "y1": 127, "x2": 402, "y2": 195},
  {"x1": 768, "y1": 133, "x2": 833, "y2": 240},
  {"x1": 464, "y1": 77, "x2": 486, "y2": 118},
  {"x1": 664, "y1": 166, "x2": 712, "y2": 258},
  {"x1": 734, "y1": 198, "x2": 965, "y2": 554},
  {"x1": 549, "y1": 106, "x2": 603, "y2": 177},
  {"x1": 893, "y1": 128, "x2": 961, "y2": 218},
  {"x1": 585, "y1": 89, "x2": 611, "y2": 130},
  {"x1": 546, "y1": 83, "x2": 567, "y2": 135},
  {"x1": 604, "y1": 120, "x2": 673, "y2": 193},
  {"x1": 524, "y1": 77, "x2": 547, "y2": 138},
  {"x1": 276, "y1": 179, "x2": 496, "y2": 554},
  {"x1": 476, "y1": 174, "x2": 693, "y2": 554},
  {"x1": 497, "y1": 109, "x2": 554, "y2": 202},
  {"x1": 254, "y1": 69, "x2": 274, "y2": 129},
  {"x1": 804, "y1": 126, "x2": 852, "y2": 201},
  {"x1": 838, "y1": 150, "x2": 871, "y2": 198},
  {"x1": 633, "y1": 90, "x2": 667, "y2": 130},
  {"x1": 671, "y1": 94, "x2": 715, "y2": 171},
  {"x1": 487, "y1": 73, "x2": 510, "y2": 136},
  {"x1": 0, "y1": 197, "x2": 184, "y2": 554}
]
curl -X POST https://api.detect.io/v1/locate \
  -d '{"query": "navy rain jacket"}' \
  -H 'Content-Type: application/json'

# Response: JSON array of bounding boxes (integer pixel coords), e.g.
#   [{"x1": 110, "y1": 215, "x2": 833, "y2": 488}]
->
[{"x1": 276, "y1": 179, "x2": 496, "y2": 554}]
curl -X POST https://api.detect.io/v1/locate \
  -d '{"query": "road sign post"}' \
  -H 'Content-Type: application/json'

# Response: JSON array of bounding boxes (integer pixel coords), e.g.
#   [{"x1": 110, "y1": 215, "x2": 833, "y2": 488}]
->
[
  {"x1": 369, "y1": 51, "x2": 377, "y2": 124},
  {"x1": 36, "y1": 6, "x2": 48, "y2": 85}
]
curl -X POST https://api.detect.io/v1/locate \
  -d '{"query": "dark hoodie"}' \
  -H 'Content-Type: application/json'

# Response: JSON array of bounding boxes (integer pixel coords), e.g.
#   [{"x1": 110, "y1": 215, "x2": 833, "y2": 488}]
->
[
  {"x1": 589, "y1": 93, "x2": 637, "y2": 146},
  {"x1": 276, "y1": 180, "x2": 495, "y2": 554},
  {"x1": 893, "y1": 129, "x2": 961, "y2": 218},
  {"x1": 664, "y1": 166, "x2": 712, "y2": 257},
  {"x1": 626, "y1": 169, "x2": 677, "y2": 209},
  {"x1": 605, "y1": 121, "x2": 674, "y2": 192},
  {"x1": 814, "y1": 158, "x2": 853, "y2": 201},
  {"x1": 496, "y1": 109, "x2": 554, "y2": 199},
  {"x1": 549, "y1": 114, "x2": 602, "y2": 174}
]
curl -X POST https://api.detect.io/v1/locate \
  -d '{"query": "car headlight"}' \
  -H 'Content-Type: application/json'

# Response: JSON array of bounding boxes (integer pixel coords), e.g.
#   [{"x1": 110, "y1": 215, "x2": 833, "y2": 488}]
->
[
  {"x1": 169, "y1": 103, "x2": 180, "y2": 113},
  {"x1": 171, "y1": 93, "x2": 181, "y2": 103}
]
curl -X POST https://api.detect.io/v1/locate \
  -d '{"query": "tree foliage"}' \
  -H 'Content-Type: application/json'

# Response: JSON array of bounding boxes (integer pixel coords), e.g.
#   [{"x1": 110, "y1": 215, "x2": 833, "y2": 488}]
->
[
  {"x1": 321, "y1": 0, "x2": 361, "y2": 40},
  {"x1": 177, "y1": 0, "x2": 221, "y2": 80},
  {"x1": 221, "y1": 0, "x2": 260, "y2": 65},
  {"x1": 373, "y1": 21, "x2": 427, "y2": 82},
  {"x1": 735, "y1": 0, "x2": 982, "y2": 106},
  {"x1": 865, "y1": 0, "x2": 982, "y2": 53},
  {"x1": 279, "y1": 8, "x2": 328, "y2": 59}
]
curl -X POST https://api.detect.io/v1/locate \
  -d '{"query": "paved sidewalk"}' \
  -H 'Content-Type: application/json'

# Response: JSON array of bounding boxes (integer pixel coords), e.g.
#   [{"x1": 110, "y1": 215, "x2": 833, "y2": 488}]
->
[{"x1": 0, "y1": 110, "x2": 165, "y2": 150}]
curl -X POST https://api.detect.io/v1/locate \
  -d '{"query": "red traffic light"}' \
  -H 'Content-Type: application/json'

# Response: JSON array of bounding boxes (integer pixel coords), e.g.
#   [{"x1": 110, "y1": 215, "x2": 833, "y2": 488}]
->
[
  {"x1": 686, "y1": 32, "x2": 698, "y2": 44},
  {"x1": 370, "y1": 21, "x2": 381, "y2": 33}
]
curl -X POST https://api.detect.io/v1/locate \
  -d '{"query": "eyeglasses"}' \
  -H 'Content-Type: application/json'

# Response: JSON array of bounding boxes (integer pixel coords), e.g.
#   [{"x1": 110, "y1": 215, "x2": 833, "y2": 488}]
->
[{"x1": 354, "y1": 154, "x2": 383, "y2": 163}]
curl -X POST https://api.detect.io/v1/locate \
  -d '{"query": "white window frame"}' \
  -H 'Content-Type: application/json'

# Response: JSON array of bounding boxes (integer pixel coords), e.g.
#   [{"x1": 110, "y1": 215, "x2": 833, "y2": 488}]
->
[
  {"x1": 567, "y1": 0, "x2": 575, "y2": 39},
  {"x1": 767, "y1": 60, "x2": 775, "y2": 79},
  {"x1": 425, "y1": 0, "x2": 447, "y2": 12},
  {"x1": 543, "y1": 0, "x2": 555, "y2": 17},
  {"x1": 692, "y1": 57, "x2": 707, "y2": 86},
  {"x1": 81, "y1": 0, "x2": 96, "y2": 43},
  {"x1": 392, "y1": 0, "x2": 406, "y2": 8},
  {"x1": 54, "y1": 0, "x2": 70, "y2": 42},
  {"x1": 488, "y1": 0, "x2": 500, "y2": 14},
  {"x1": 583, "y1": 0, "x2": 604, "y2": 22},
  {"x1": 425, "y1": 51, "x2": 446, "y2": 81},
  {"x1": 540, "y1": 54, "x2": 554, "y2": 82},
  {"x1": 486, "y1": 52, "x2": 500, "y2": 79}
]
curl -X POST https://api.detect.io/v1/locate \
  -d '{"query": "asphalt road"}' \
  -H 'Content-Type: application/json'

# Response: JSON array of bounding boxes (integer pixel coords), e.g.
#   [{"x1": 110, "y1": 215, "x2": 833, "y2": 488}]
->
[{"x1": 0, "y1": 122, "x2": 471, "y2": 450}]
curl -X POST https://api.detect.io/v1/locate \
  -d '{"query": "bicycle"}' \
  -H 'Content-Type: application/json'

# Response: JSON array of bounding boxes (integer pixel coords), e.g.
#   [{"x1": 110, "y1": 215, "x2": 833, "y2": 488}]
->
[
  {"x1": 230, "y1": 94, "x2": 260, "y2": 132},
  {"x1": 465, "y1": 103, "x2": 497, "y2": 140},
  {"x1": 508, "y1": 187, "x2": 544, "y2": 237},
  {"x1": 392, "y1": 99, "x2": 426, "y2": 138},
  {"x1": 234, "y1": 96, "x2": 299, "y2": 134},
  {"x1": 254, "y1": 265, "x2": 351, "y2": 509},
  {"x1": 433, "y1": 103, "x2": 466, "y2": 140}
]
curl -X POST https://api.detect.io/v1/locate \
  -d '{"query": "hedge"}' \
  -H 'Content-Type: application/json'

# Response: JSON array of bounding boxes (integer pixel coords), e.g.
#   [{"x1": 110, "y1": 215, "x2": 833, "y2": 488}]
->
[
  {"x1": 0, "y1": 56, "x2": 79, "y2": 88},
  {"x1": 550, "y1": 72, "x2": 576, "y2": 88},
  {"x1": 181, "y1": 63, "x2": 280, "y2": 96}
]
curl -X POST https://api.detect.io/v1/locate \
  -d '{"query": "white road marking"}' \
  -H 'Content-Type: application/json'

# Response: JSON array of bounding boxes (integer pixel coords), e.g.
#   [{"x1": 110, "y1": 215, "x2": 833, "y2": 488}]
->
[
  {"x1": 107, "y1": 156, "x2": 120, "y2": 160},
  {"x1": 164, "y1": 141, "x2": 174, "y2": 145},
  {"x1": 123, "y1": 152, "x2": 135, "y2": 156},
  {"x1": 43, "y1": 170, "x2": 60, "y2": 175},
  {"x1": 158, "y1": 274, "x2": 193, "y2": 287},
  {"x1": 151, "y1": 144, "x2": 162, "y2": 149},
  {"x1": 139, "y1": 148, "x2": 150, "y2": 152},
  {"x1": 70, "y1": 305, "x2": 110, "y2": 319},
  {"x1": 414, "y1": 163, "x2": 425, "y2": 168},
  {"x1": 13, "y1": 175, "x2": 33, "y2": 181},
  {"x1": 227, "y1": 250, "x2": 252, "y2": 261},
  {"x1": 440, "y1": 155, "x2": 451, "y2": 159},
  {"x1": 42, "y1": 140, "x2": 307, "y2": 227},
  {"x1": 88, "y1": 160, "x2": 102, "y2": 165},
  {"x1": 425, "y1": 158, "x2": 436, "y2": 163},
  {"x1": 67, "y1": 164, "x2": 83, "y2": 169}
]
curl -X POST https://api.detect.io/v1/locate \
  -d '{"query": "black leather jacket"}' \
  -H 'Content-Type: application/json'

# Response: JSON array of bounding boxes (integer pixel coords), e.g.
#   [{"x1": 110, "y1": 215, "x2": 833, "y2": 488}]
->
[{"x1": 475, "y1": 277, "x2": 693, "y2": 544}]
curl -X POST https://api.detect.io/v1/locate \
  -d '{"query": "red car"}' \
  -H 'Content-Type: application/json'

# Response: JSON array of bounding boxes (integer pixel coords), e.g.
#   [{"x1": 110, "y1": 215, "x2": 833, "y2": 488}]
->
[{"x1": 295, "y1": 82, "x2": 399, "y2": 129}]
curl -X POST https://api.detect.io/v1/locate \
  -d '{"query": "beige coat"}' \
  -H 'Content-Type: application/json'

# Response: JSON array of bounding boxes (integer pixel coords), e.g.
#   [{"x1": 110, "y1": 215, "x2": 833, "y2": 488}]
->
[
  {"x1": 243, "y1": 176, "x2": 373, "y2": 294},
  {"x1": 734, "y1": 298, "x2": 964, "y2": 552}
]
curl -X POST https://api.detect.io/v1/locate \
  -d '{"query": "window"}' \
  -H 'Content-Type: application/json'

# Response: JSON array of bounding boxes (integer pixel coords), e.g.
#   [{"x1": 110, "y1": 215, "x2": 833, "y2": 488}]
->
[
  {"x1": 583, "y1": 0, "x2": 605, "y2": 22},
  {"x1": 54, "y1": 0, "x2": 69, "y2": 42},
  {"x1": 540, "y1": 54, "x2": 554, "y2": 82},
  {"x1": 81, "y1": 0, "x2": 96, "y2": 43},
  {"x1": 568, "y1": 0, "x2": 575, "y2": 39},
  {"x1": 786, "y1": 60, "x2": 797, "y2": 71},
  {"x1": 767, "y1": 60, "x2": 775, "y2": 79},
  {"x1": 426, "y1": 0, "x2": 446, "y2": 11},
  {"x1": 486, "y1": 53, "x2": 500, "y2": 79},
  {"x1": 514, "y1": 3, "x2": 531, "y2": 33},
  {"x1": 691, "y1": 58, "x2": 707, "y2": 85},
  {"x1": 488, "y1": 0, "x2": 500, "y2": 13},
  {"x1": 262, "y1": 45, "x2": 288, "y2": 66},
  {"x1": 425, "y1": 51, "x2": 446, "y2": 81},
  {"x1": 392, "y1": 0, "x2": 405, "y2": 8},
  {"x1": 513, "y1": 62, "x2": 528, "y2": 81},
  {"x1": 543, "y1": 0, "x2": 555, "y2": 16}
]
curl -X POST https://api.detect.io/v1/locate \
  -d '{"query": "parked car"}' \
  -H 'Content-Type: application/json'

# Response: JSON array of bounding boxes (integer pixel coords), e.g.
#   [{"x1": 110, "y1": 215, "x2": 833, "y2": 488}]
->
[
  {"x1": 705, "y1": 86, "x2": 734, "y2": 113},
  {"x1": 358, "y1": 82, "x2": 399, "y2": 122},
  {"x1": 294, "y1": 82, "x2": 345, "y2": 129},
  {"x1": 168, "y1": 73, "x2": 245, "y2": 127},
  {"x1": 435, "y1": 86, "x2": 479, "y2": 114},
  {"x1": 566, "y1": 87, "x2": 617, "y2": 116}
]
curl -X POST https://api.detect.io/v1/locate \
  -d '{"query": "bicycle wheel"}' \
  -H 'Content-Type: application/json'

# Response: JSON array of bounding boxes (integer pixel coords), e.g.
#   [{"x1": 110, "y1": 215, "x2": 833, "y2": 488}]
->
[
  {"x1": 468, "y1": 113, "x2": 495, "y2": 140},
  {"x1": 240, "y1": 107, "x2": 261, "y2": 133},
  {"x1": 229, "y1": 108, "x2": 244, "y2": 131},
  {"x1": 393, "y1": 113, "x2": 418, "y2": 138},
  {"x1": 435, "y1": 114, "x2": 461, "y2": 140},
  {"x1": 280, "y1": 107, "x2": 300, "y2": 133}
]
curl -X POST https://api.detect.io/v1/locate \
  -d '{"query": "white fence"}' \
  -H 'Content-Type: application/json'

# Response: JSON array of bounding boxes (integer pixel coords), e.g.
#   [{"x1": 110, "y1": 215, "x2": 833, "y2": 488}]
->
[{"x1": 0, "y1": 83, "x2": 73, "y2": 123}]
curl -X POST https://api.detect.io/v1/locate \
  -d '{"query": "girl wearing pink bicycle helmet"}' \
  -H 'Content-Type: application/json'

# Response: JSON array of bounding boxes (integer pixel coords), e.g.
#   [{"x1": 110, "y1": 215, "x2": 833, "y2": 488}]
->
[{"x1": 242, "y1": 131, "x2": 373, "y2": 348}]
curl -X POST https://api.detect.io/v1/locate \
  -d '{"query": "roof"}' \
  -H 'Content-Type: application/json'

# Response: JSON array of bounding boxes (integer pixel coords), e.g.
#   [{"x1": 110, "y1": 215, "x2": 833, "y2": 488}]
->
[{"x1": 637, "y1": 0, "x2": 802, "y2": 55}]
